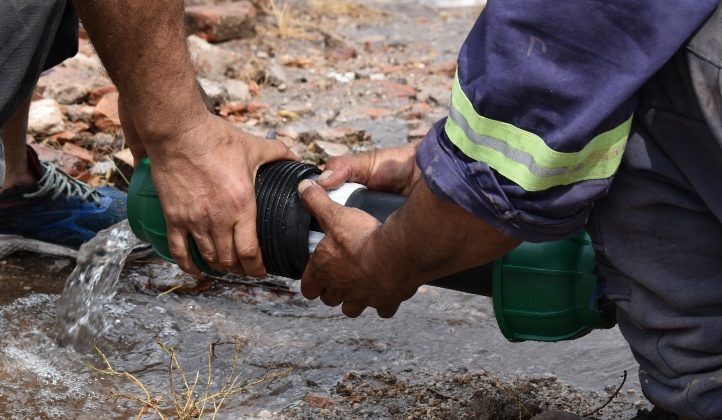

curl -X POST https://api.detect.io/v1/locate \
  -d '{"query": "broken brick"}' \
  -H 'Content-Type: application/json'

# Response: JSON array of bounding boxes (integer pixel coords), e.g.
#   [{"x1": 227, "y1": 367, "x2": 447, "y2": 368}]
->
[
  {"x1": 303, "y1": 392, "x2": 335, "y2": 409},
  {"x1": 185, "y1": 2, "x2": 257, "y2": 43},
  {"x1": 92, "y1": 92, "x2": 121, "y2": 131},
  {"x1": 62, "y1": 142, "x2": 95, "y2": 163},
  {"x1": 89, "y1": 85, "x2": 117, "y2": 106}
]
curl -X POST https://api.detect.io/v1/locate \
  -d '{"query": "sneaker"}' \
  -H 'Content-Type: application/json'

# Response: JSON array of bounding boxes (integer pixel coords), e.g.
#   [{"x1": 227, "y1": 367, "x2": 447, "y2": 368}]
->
[{"x1": 0, "y1": 147, "x2": 148, "y2": 259}]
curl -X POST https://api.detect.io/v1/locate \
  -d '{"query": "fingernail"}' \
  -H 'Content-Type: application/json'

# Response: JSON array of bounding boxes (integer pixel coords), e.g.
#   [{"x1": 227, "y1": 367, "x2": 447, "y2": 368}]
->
[
  {"x1": 317, "y1": 170, "x2": 333, "y2": 183},
  {"x1": 298, "y1": 179, "x2": 314, "y2": 194}
]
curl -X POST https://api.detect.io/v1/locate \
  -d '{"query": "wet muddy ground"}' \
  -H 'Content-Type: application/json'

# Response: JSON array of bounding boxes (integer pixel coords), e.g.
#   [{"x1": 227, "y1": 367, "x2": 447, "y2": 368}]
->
[
  {"x1": 1, "y1": 253, "x2": 648, "y2": 419},
  {"x1": 2, "y1": 1, "x2": 652, "y2": 418}
]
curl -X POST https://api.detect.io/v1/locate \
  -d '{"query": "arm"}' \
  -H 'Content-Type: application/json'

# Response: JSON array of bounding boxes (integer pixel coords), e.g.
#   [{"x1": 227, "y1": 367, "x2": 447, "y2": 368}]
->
[
  {"x1": 299, "y1": 174, "x2": 519, "y2": 318},
  {"x1": 73, "y1": 1, "x2": 296, "y2": 276}
]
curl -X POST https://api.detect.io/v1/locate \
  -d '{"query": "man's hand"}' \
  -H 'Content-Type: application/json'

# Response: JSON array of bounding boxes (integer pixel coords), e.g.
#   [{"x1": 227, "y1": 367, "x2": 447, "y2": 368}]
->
[
  {"x1": 73, "y1": 1, "x2": 300, "y2": 276},
  {"x1": 297, "y1": 179, "x2": 424, "y2": 318},
  {"x1": 316, "y1": 141, "x2": 421, "y2": 196},
  {"x1": 147, "y1": 114, "x2": 296, "y2": 276}
]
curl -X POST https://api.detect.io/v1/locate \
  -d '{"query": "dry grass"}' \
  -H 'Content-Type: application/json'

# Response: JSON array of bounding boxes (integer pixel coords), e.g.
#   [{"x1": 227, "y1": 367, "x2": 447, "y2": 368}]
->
[
  {"x1": 307, "y1": 0, "x2": 384, "y2": 18},
  {"x1": 261, "y1": 0, "x2": 384, "y2": 40},
  {"x1": 93, "y1": 337, "x2": 293, "y2": 419}
]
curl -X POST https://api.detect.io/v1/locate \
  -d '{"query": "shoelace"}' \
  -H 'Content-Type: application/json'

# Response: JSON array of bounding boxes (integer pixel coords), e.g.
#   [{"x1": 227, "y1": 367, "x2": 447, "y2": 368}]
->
[{"x1": 23, "y1": 162, "x2": 102, "y2": 205}]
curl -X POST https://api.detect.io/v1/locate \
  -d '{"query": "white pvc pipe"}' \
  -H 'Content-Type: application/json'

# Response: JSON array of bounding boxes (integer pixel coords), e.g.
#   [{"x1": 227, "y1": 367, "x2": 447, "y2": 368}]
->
[{"x1": 307, "y1": 182, "x2": 366, "y2": 254}]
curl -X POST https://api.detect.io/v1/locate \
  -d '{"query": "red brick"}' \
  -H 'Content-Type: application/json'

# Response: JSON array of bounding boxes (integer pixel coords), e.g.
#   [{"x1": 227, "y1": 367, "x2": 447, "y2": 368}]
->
[
  {"x1": 185, "y1": 2, "x2": 257, "y2": 43},
  {"x1": 378, "y1": 80, "x2": 416, "y2": 98},
  {"x1": 361, "y1": 107, "x2": 392, "y2": 118},
  {"x1": 62, "y1": 142, "x2": 95, "y2": 163},
  {"x1": 88, "y1": 85, "x2": 117, "y2": 106},
  {"x1": 92, "y1": 92, "x2": 120, "y2": 131},
  {"x1": 303, "y1": 392, "x2": 335, "y2": 409}
]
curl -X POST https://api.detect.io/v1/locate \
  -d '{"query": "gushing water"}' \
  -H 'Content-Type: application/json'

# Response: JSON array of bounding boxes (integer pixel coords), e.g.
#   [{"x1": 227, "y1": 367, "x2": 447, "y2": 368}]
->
[{"x1": 54, "y1": 220, "x2": 144, "y2": 352}]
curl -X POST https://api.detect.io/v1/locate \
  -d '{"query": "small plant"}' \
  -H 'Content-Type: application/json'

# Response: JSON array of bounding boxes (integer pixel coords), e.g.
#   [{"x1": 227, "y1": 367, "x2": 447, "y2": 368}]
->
[{"x1": 93, "y1": 337, "x2": 292, "y2": 419}]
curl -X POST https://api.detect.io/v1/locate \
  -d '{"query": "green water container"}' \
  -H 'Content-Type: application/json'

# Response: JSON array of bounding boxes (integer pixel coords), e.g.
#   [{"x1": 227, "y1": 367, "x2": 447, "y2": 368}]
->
[
  {"x1": 127, "y1": 157, "x2": 219, "y2": 274},
  {"x1": 492, "y1": 233, "x2": 615, "y2": 342}
]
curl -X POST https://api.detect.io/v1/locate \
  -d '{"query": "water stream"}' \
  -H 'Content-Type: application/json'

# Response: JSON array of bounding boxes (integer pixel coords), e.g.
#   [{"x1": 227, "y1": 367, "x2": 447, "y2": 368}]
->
[{"x1": 54, "y1": 220, "x2": 144, "y2": 352}]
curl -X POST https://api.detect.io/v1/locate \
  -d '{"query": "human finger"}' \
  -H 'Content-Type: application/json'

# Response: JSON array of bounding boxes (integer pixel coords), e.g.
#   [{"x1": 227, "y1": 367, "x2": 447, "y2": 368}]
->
[
  {"x1": 233, "y1": 209, "x2": 265, "y2": 278},
  {"x1": 189, "y1": 227, "x2": 220, "y2": 269},
  {"x1": 320, "y1": 290, "x2": 344, "y2": 307},
  {"x1": 300, "y1": 269, "x2": 323, "y2": 300},
  {"x1": 376, "y1": 303, "x2": 401, "y2": 319},
  {"x1": 297, "y1": 179, "x2": 344, "y2": 233},
  {"x1": 317, "y1": 153, "x2": 373, "y2": 189},
  {"x1": 167, "y1": 226, "x2": 201, "y2": 276},
  {"x1": 256, "y1": 138, "x2": 300, "y2": 164},
  {"x1": 341, "y1": 301, "x2": 366, "y2": 318},
  {"x1": 210, "y1": 224, "x2": 243, "y2": 274}
]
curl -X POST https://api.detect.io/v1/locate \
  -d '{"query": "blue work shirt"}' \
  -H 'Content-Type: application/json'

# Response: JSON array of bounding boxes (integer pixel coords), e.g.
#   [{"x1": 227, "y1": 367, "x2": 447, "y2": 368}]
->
[{"x1": 417, "y1": 0, "x2": 720, "y2": 242}]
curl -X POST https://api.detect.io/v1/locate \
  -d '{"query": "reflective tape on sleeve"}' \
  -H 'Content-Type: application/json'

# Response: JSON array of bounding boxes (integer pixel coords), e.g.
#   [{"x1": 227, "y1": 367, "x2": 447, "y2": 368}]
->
[{"x1": 445, "y1": 74, "x2": 632, "y2": 192}]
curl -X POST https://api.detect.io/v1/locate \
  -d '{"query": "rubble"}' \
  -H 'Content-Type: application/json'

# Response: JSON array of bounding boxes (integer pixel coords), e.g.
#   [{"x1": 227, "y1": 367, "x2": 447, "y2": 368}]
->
[
  {"x1": 185, "y1": 1, "x2": 257, "y2": 42},
  {"x1": 28, "y1": 99, "x2": 65, "y2": 135},
  {"x1": 92, "y1": 91, "x2": 121, "y2": 131},
  {"x1": 187, "y1": 34, "x2": 240, "y2": 79}
]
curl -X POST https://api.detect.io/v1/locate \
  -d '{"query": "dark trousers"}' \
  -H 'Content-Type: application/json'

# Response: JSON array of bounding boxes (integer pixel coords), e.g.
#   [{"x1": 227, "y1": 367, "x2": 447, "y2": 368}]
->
[
  {"x1": 590, "y1": 19, "x2": 722, "y2": 417},
  {"x1": 0, "y1": 0, "x2": 78, "y2": 186}
]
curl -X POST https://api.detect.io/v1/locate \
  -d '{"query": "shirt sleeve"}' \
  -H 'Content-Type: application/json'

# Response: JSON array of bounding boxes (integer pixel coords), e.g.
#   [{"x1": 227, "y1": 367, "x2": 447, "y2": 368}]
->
[{"x1": 417, "y1": 0, "x2": 720, "y2": 242}]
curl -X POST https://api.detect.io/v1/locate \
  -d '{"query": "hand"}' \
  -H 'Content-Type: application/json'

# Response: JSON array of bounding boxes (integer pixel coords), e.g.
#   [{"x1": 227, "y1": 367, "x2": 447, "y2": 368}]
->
[
  {"x1": 297, "y1": 179, "x2": 424, "y2": 318},
  {"x1": 146, "y1": 113, "x2": 298, "y2": 276},
  {"x1": 316, "y1": 141, "x2": 421, "y2": 196}
]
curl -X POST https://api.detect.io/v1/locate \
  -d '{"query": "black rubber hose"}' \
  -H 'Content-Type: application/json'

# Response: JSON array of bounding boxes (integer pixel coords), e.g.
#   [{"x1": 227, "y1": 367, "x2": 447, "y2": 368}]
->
[{"x1": 255, "y1": 161, "x2": 493, "y2": 297}]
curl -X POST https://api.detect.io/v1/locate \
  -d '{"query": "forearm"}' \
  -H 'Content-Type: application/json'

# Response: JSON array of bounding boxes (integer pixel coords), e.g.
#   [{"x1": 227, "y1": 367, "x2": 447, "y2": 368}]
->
[
  {"x1": 73, "y1": 0, "x2": 207, "y2": 143},
  {"x1": 365, "y1": 179, "x2": 520, "y2": 286}
]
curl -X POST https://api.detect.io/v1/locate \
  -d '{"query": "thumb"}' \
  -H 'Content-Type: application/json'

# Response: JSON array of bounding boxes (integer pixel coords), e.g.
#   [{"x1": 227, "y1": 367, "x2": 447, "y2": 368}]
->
[
  {"x1": 259, "y1": 138, "x2": 300, "y2": 163},
  {"x1": 298, "y1": 179, "x2": 343, "y2": 232}
]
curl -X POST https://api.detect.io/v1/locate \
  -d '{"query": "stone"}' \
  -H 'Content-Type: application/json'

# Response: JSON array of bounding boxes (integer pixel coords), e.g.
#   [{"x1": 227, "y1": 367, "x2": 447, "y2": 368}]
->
[
  {"x1": 37, "y1": 55, "x2": 109, "y2": 105},
  {"x1": 378, "y1": 80, "x2": 416, "y2": 98},
  {"x1": 408, "y1": 125, "x2": 430, "y2": 139},
  {"x1": 402, "y1": 102, "x2": 433, "y2": 120},
  {"x1": 324, "y1": 46, "x2": 358, "y2": 61},
  {"x1": 63, "y1": 104, "x2": 96, "y2": 123},
  {"x1": 326, "y1": 71, "x2": 356, "y2": 84},
  {"x1": 62, "y1": 143, "x2": 94, "y2": 162},
  {"x1": 89, "y1": 160, "x2": 114, "y2": 176},
  {"x1": 28, "y1": 99, "x2": 65, "y2": 135},
  {"x1": 361, "y1": 107, "x2": 392, "y2": 119},
  {"x1": 92, "y1": 92, "x2": 121, "y2": 131},
  {"x1": 265, "y1": 60, "x2": 288, "y2": 86},
  {"x1": 197, "y1": 77, "x2": 227, "y2": 105},
  {"x1": 418, "y1": 85, "x2": 451, "y2": 108},
  {"x1": 225, "y1": 79, "x2": 251, "y2": 102},
  {"x1": 91, "y1": 132, "x2": 116, "y2": 148},
  {"x1": 303, "y1": 392, "x2": 335, "y2": 409},
  {"x1": 185, "y1": 1, "x2": 257, "y2": 43},
  {"x1": 89, "y1": 85, "x2": 117, "y2": 105},
  {"x1": 187, "y1": 35, "x2": 240, "y2": 80},
  {"x1": 310, "y1": 140, "x2": 350, "y2": 157}
]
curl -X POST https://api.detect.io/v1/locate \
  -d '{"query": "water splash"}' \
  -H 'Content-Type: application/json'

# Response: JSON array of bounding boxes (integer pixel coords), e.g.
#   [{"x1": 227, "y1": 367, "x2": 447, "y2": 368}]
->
[{"x1": 54, "y1": 220, "x2": 144, "y2": 352}]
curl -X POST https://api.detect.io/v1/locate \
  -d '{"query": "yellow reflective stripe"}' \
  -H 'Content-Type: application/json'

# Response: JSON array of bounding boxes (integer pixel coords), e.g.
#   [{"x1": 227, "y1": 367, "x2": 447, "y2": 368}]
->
[{"x1": 445, "y1": 73, "x2": 632, "y2": 192}]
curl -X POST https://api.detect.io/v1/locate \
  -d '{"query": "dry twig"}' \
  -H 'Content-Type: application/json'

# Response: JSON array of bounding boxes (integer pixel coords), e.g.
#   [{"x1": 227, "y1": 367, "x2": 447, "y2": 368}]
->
[{"x1": 582, "y1": 370, "x2": 627, "y2": 417}]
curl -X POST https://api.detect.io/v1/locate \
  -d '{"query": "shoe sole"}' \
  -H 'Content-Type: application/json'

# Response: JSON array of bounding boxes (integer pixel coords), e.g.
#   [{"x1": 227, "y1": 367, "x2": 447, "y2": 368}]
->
[{"x1": 0, "y1": 234, "x2": 154, "y2": 261}]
